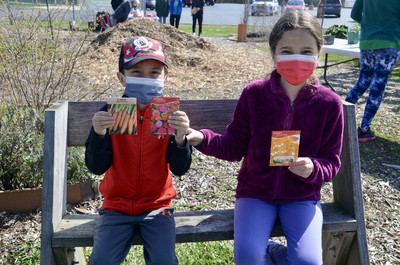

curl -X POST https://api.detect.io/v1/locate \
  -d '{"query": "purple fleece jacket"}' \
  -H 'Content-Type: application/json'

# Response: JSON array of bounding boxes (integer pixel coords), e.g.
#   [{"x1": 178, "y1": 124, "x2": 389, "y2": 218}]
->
[{"x1": 196, "y1": 70, "x2": 344, "y2": 203}]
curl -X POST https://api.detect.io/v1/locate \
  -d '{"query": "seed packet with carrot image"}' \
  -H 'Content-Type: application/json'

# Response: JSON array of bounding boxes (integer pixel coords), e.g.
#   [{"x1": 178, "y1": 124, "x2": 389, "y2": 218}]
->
[
  {"x1": 107, "y1": 97, "x2": 137, "y2": 135},
  {"x1": 151, "y1": 97, "x2": 180, "y2": 136},
  {"x1": 269, "y1": 130, "x2": 300, "y2": 166}
]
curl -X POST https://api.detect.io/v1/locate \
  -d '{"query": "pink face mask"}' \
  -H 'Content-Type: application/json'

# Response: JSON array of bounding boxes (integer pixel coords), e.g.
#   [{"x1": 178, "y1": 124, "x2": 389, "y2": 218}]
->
[{"x1": 276, "y1": 54, "x2": 317, "y2": 86}]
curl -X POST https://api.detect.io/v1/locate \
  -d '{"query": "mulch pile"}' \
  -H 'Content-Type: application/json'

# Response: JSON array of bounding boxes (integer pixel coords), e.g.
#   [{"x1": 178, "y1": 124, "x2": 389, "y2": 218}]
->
[{"x1": 77, "y1": 18, "x2": 272, "y2": 100}]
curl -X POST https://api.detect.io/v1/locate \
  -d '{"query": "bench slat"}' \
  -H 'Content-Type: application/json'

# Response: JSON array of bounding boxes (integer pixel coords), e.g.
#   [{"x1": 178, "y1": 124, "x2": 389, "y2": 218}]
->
[{"x1": 52, "y1": 203, "x2": 356, "y2": 248}]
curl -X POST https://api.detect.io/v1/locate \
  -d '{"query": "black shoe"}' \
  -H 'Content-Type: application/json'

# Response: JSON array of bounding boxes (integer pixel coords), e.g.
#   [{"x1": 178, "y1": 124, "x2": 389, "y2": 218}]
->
[{"x1": 358, "y1": 127, "x2": 375, "y2": 142}]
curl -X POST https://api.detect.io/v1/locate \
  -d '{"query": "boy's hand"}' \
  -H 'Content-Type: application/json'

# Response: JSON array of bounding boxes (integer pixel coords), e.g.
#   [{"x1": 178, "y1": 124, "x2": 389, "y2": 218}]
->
[
  {"x1": 168, "y1": 111, "x2": 190, "y2": 147},
  {"x1": 288, "y1": 157, "x2": 314, "y2": 178},
  {"x1": 92, "y1": 111, "x2": 115, "y2": 136},
  {"x1": 186, "y1": 128, "x2": 204, "y2": 147}
]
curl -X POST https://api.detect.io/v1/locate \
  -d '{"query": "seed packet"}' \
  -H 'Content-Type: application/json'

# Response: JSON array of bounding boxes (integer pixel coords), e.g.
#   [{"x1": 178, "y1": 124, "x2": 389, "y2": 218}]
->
[
  {"x1": 151, "y1": 97, "x2": 180, "y2": 136},
  {"x1": 269, "y1": 130, "x2": 300, "y2": 166},
  {"x1": 107, "y1": 97, "x2": 137, "y2": 135}
]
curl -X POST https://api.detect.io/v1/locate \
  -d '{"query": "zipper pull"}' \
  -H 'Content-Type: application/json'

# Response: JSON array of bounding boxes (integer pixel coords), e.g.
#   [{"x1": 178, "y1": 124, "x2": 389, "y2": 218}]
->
[{"x1": 140, "y1": 115, "x2": 143, "y2": 124}]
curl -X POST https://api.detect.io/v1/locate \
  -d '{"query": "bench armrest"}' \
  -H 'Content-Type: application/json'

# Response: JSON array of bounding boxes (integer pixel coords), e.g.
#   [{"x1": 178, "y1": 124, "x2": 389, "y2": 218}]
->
[{"x1": 41, "y1": 100, "x2": 69, "y2": 265}]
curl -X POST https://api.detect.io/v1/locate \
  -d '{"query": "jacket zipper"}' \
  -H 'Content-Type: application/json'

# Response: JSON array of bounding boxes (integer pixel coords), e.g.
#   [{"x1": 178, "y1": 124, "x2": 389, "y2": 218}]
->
[
  {"x1": 132, "y1": 113, "x2": 144, "y2": 215},
  {"x1": 284, "y1": 101, "x2": 294, "y2": 130},
  {"x1": 138, "y1": 114, "x2": 144, "y2": 193},
  {"x1": 274, "y1": 101, "x2": 295, "y2": 200}
]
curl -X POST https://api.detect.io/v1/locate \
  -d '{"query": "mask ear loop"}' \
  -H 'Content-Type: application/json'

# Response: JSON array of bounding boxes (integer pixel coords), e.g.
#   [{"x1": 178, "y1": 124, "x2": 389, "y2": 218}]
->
[
  {"x1": 118, "y1": 72, "x2": 127, "y2": 88},
  {"x1": 163, "y1": 67, "x2": 169, "y2": 82},
  {"x1": 119, "y1": 72, "x2": 126, "y2": 82}
]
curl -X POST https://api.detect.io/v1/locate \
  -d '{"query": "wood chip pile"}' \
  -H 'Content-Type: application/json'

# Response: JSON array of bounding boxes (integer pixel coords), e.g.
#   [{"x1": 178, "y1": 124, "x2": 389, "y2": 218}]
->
[{"x1": 79, "y1": 18, "x2": 273, "y2": 100}]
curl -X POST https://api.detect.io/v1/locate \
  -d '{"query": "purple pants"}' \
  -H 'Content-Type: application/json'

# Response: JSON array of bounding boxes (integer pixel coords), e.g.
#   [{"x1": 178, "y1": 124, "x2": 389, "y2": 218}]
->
[{"x1": 234, "y1": 198, "x2": 323, "y2": 265}]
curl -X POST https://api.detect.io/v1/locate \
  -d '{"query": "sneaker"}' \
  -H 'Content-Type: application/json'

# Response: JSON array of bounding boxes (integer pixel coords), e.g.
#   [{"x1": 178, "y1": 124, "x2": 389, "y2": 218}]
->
[
  {"x1": 199, "y1": 33, "x2": 202, "y2": 37},
  {"x1": 192, "y1": 32, "x2": 196, "y2": 36},
  {"x1": 358, "y1": 127, "x2": 375, "y2": 142}
]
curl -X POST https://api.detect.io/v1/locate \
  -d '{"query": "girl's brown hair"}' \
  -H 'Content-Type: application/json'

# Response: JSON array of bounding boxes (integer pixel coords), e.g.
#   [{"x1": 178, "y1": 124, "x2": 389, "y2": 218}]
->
[{"x1": 269, "y1": 10, "x2": 323, "y2": 56}]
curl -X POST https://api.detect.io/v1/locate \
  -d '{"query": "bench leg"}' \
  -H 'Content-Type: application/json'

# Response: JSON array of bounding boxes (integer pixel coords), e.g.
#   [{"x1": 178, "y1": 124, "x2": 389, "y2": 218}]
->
[
  {"x1": 322, "y1": 232, "x2": 356, "y2": 265},
  {"x1": 53, "y1": 247, "x2": 87, "y2": 265},
  {"x1": 343, "y1": 235, "x2": 364, "y2": 265}
]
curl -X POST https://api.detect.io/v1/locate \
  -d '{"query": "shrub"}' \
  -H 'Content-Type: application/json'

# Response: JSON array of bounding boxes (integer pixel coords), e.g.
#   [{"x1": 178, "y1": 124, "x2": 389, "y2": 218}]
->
[
  {"x1": 0, "y1": 106, "x2": 44, "y2": 190},
  {"x1": 67, "y1": 146, "x2": 97, "y2": 185},
  {"x1": 0, "y1": 105, "x2": 95, "y2": 191}
]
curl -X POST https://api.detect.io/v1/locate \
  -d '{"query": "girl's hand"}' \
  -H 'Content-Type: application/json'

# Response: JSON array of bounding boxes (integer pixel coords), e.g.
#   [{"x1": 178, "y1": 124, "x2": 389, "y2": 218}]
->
[
  {"x1": 168, "y1": 111, "x2": 190, "y2": 147},
  {"x1": 186, "y1": 128, "x2": 204, "y2": 147},
  {"x1": 92, "y1": 111, "x2": 115, "y2": 136},
  {"x1": 288, "y1": 157, "x2": 314, "y2": 178}
]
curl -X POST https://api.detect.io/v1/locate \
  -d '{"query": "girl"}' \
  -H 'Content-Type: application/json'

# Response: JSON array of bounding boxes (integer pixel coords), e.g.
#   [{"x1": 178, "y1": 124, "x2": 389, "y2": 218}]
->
[{"x1": 187, "y1": 10, "x2": 344, "y2": 265}]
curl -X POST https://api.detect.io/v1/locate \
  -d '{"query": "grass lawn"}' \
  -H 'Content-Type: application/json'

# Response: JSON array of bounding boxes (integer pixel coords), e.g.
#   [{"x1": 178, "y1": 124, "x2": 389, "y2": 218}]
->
[
  {"x1": 83, "y1": 241, "x2": 235, "y2": 264},
  {"x1": 178, "y1": 24, "x2": 238, "y2": 37}
]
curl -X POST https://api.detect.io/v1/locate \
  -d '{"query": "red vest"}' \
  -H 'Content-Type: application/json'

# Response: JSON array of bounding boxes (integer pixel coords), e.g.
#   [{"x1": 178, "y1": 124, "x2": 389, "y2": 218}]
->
[{"x1": 99, "y1": 106, "x2": 176, "y2": 216}]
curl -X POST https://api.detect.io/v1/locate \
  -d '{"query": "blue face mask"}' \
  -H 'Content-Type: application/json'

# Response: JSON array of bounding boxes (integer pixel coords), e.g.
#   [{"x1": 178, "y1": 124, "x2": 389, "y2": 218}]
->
[{"x1": 123, "y1": 76, "x2": 164, "y2": 104}]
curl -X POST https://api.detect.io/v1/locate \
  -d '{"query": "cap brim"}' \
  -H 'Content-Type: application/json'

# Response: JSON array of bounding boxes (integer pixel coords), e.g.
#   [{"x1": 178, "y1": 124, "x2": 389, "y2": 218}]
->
[{"x1": 123, "y1": 56, "x2": 168, "y2": 70}]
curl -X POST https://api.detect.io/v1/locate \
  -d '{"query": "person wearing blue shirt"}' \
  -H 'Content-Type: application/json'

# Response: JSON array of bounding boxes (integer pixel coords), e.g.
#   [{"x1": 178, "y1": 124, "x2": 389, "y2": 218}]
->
[{"x1": 169, "y1": 0, "x2": 182, "y2": 28}]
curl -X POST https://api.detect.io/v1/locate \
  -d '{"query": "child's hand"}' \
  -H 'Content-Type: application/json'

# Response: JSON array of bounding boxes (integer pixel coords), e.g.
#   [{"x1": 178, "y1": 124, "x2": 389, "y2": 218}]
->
[
  {"x1": 168, "y1": 111, "x2": 190, "y2": 147},
  {"x1": 186, "y1": 128, "x2": 204, "y2": 147},
  {"x1": 92, "y1": 111, "x2": 115, "y2": 136},
  {"x1": 288, "y1": 157, "x2": 314, "y2": 178}
]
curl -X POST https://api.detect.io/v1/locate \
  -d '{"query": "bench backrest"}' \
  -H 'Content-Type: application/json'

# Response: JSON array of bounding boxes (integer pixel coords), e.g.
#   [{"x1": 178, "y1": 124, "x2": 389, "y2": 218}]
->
[
  {"x1": 67, "y1": 100, "x2": 238, "y2": 146},
  {"x1": 45, "y1": 99, "x2": 360, "y2": 214}
]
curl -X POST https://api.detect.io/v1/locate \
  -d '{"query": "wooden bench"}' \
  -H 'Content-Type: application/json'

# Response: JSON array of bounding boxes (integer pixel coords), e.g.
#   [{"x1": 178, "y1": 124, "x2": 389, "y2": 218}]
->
[{"x1": 40, "y1": 100, "x2": 370, "y2": 265}]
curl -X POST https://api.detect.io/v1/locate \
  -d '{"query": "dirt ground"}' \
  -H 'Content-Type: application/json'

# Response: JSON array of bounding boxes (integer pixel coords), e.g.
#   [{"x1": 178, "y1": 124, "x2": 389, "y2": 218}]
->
[{"x1": 1, "y1": 19, "x2": 399, "y2": 264}]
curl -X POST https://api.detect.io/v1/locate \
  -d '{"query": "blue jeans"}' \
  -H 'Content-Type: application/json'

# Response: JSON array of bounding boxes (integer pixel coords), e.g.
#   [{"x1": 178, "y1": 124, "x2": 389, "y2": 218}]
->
[
  {"x1": 89, "y1": 208, "x2": 178, "y2": 265},
  {"x1": 234, "y1": 198, "x2": 323, "y2": 265},
  {"x1": 158, "y1": 16, "x2": 167, "y2": 24},
  {"x1": 345, "y1": 48, "x2": 400, "y2": 130}
]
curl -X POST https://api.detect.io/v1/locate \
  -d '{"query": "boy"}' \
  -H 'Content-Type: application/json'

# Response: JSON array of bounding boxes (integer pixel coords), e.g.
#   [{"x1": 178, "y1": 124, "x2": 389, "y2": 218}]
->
[{"x1": 85, "y1": 36, "x2": 192, "y2": 265}]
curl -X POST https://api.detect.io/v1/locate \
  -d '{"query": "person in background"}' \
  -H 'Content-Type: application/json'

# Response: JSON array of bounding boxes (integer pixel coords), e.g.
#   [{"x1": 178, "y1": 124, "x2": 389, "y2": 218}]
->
[
  {"x1": 191, "y1": 0, "x2": 204, "y2": 36},
  {"x1": 187, "y1": 10, "x2": 343, "y2": 265},
  {"x1": 345, "y1": 0, "x2": 400, "y2": 142},
  {"x1": 113, "y1": 0, "x2": 137, "y2": 24},
  {"x1": 85, "y1": 36, "x2": 192, "y2": 265},
  {"x1": 156, "y1": 0, "x2": 169, "y2": 24},
  {"x1": 169, "y1": 0, "x2": 182, "y2": 28},
  {"x1": 111, "y1": 0, "x2": 124, "y2": 11}
]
